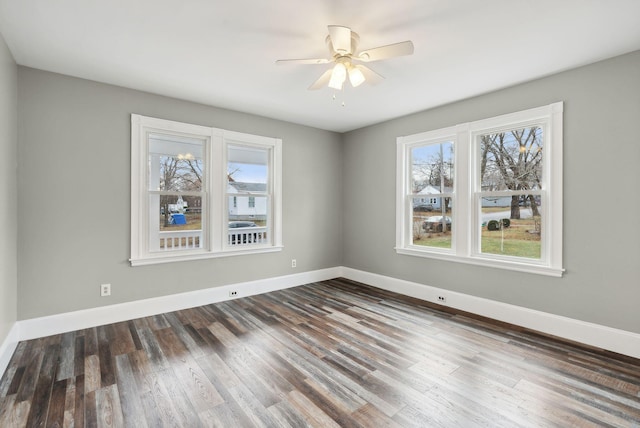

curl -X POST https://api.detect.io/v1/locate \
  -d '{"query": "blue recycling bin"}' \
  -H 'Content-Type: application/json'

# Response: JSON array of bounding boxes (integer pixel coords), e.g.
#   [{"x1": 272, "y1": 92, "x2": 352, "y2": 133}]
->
[{"x1": 170, "y1": 213, "x2": 186, "y2": 225}]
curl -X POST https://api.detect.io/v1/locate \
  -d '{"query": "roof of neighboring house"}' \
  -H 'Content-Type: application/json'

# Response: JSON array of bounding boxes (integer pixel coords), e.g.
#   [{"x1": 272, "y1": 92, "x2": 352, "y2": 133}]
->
[
  {"x1": 417, "y1": 185, "x2": 453, "y2": 194},
  {"x1": 228, "y1": 182, "x2": 267, "y2": 193}
]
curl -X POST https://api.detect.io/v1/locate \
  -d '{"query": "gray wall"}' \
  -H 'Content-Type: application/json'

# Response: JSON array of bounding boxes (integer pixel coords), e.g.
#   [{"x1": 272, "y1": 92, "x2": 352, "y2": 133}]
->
[
  {"x1": 0, "y1": 32, "x2": 17, "y2": 343},
  {"x1": 17, "y1": 68, "x2": 343, "y2": 319},
  {"x1": 342, "y1": 50, "x2": 640, "y2": 334},
  {"x1": 14, "y1": 51, "x2": 640, "y2": 336}
]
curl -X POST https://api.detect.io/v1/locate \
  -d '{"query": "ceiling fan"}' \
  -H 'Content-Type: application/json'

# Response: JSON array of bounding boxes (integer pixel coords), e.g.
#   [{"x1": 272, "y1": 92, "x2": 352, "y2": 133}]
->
[{"x1": 276, "y1": 25, "x2": 414, "y2": 91}]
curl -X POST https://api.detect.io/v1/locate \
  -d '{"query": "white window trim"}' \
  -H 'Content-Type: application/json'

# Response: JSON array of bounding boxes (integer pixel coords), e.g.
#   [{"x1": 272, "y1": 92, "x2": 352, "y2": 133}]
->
[
  {"x1": 130, "y1": 114, "x2": 282, "y2": 266},
  {"x1": 396, "y1": 102, "x2": 564, "y2": 277}
]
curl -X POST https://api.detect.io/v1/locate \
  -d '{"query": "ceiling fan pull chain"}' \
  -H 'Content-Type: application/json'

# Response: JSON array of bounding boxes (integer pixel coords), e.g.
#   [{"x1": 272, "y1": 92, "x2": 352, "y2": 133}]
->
[{"x1": 332, "y1": 90, "x2": 346, "y2": 107}]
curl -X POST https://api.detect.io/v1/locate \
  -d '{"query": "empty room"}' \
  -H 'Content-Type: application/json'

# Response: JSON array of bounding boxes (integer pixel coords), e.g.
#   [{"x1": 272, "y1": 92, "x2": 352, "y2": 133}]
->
[{"x1": 1, "y1": 1, "x2": 639, "y2": 426}]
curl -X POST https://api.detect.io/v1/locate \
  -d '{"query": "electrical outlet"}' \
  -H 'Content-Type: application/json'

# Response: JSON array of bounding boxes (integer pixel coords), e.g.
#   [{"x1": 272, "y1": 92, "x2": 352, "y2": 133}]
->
[
  {"x1": 229, "y1": 290, "x2": 238, "y2": 297},
  {"x1": 101, "y1": 283, "x2": 111, "y2": 297},
  {"x1": 291, "y1": 259, "x2": 297, "y2": 268},
  {"x1": 437, "y1": 295, "x2": 446, "y2": 303}
]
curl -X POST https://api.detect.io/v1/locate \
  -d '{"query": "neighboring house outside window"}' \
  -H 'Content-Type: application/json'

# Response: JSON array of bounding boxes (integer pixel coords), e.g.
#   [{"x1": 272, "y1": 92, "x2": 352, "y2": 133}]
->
[
  {"x1": 227, "y1": 183, "x2": 265, "y2": 220},
  {"x1": 130, "y1": 114, "x2": 282, "y2": 266},
  {"x1": 396, "y1": 102, "x2": 563, "y2": 276}
]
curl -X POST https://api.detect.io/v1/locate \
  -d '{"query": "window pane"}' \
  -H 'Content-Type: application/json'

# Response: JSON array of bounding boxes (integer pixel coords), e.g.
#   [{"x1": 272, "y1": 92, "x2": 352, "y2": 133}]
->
[
  {"x1": 227, "y1": 144, "x2": 270, "y2": 247},
  {"x1": 227, "y1": 196, "x2": 268, "y2": 246},
  {"x1": 228, "y1": 144, "x2": 268, "y2": 185},
  {"x1": 150, "y1": 195, "x2": 203, "y2": 252},
  {"x1": 480, "y1": 127, "x2": 543, "y2": 191},
  {"x1": 480, "y1": 196, "x2": 541, "y2": 259},
  {"x1": 412, "y1": 197, "x2": 452, "y2": 249},
  {"x1": 411, "y1": 141, "x2": 454, "y2": 194},
  {"x1": 148, "y1": 133, "x2": 204, "y2": 192}
]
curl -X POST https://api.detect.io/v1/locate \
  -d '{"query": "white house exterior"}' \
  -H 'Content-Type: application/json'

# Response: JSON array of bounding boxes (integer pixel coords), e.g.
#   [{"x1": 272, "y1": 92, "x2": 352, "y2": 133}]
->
[{"x1": 228, "y1": 182, "x2": 267, "y2": 221}]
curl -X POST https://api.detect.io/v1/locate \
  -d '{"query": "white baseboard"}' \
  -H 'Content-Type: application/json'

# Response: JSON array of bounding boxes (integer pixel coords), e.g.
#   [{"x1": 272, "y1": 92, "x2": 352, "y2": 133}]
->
[
  {"x1": 18, "y1": 267, "x2": 341, "y2": 341},
  {"x1": 7, "y1": 266, "x2": 639, "y2": 364},
  {"x1": 341, "y1": 267, "x2": 640, "y2": 359},
  {"x1": 0, "y1": 322, "x2": 19, "y2": 380}
]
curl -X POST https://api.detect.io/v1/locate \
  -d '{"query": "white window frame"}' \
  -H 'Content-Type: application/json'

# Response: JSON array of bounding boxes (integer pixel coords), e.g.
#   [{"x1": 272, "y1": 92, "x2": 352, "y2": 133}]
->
[
  {"x1": 131, "y1": 114, "x2": 282, "y2": 266},
  {"x1": 396, "y1": 102, "x2": 564, "y2": 277}
]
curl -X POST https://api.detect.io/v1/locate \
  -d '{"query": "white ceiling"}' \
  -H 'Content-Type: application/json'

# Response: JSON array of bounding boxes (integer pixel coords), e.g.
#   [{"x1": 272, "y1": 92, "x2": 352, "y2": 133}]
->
[{"x1": 1, "y1": 1, "x2": 639, "y2": 133}]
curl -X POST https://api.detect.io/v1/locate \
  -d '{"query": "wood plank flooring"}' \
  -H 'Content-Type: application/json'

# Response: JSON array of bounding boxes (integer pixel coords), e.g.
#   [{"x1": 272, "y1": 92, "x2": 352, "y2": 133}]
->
[{"x1": 1, "y1": 278, "x2": 639, "y2": 427}]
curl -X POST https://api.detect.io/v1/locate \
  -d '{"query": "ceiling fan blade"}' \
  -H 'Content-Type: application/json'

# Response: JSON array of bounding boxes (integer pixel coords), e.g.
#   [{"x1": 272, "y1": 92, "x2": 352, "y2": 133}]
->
[
  {"x1": 328, "y1": 25, "x2": 352, "y2": 54},
  {"x1": 276, "y1": 58, "x2": 330, "y2": 65},
  {"x1": 356, "y1": 64, "x2": 385, "y2": 85},
  {"x1": 308, "y1": 68, "x2": 333, "y2": 90},
  {"x1": 358, "y1": 40, "x2": 414, "y2": 62}
]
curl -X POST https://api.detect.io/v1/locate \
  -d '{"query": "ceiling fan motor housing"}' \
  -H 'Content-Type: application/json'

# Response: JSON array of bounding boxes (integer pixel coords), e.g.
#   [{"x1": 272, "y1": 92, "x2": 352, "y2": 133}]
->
[{"x1": 326, "y1": 31, "x2": 360, "y2": 57}]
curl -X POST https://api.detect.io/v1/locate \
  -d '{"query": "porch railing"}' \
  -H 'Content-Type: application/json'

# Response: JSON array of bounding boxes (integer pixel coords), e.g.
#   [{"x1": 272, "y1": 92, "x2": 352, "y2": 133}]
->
[
  {"x1": 228, "y1": 227, "x2": 267, "y2": 246},
  {"x1": 159, "y1": 230, "x2": 202, "y2": 251},
  {"x1": 158, "y1": 227, "x2": 267, "y2": 251}
]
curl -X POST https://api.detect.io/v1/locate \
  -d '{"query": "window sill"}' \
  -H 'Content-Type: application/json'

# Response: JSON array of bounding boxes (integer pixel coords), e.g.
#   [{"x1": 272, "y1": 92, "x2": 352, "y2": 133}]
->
[
  {"x1": 130, "y1": 245, "x2": 284, "y2": 266},
  {"x1": 395, "y1": 247, "x2": 564, "y2": 277}
]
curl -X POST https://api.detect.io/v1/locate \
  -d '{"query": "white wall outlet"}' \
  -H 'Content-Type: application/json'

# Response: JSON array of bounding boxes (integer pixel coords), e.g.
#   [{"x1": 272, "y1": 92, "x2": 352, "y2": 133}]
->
[
  {"x1": 229, "y1": 290, "x2": 238, "y2": 297},
  {"x1": 100, "y1": 283, "x2": 111, "y2": 297},
  {"x1": 291, "y1": 259, "x2": 297, "y2": 268},
  {"x1": 437, "y1": 295, "x2": 446, "y2": 303}
]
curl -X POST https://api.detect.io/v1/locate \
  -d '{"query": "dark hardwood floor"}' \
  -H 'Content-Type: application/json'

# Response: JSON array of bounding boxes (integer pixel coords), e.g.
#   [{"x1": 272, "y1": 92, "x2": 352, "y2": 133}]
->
[{"x1": 1, "y1": 278, "x2": 639, "y2": 427}]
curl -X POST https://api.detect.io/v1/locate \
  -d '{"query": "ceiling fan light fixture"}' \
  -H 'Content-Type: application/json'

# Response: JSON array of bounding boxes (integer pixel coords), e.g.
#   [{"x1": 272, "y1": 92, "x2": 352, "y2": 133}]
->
[
  {"x1": 328, "y1": 62, "x2": 347, "y2": 90},
  {"x1": 348, "y1": 65, "x2": 366, "y2": 87},
  {"x1": 277, "y1": 25, "x2": 413, "y2": 91}
]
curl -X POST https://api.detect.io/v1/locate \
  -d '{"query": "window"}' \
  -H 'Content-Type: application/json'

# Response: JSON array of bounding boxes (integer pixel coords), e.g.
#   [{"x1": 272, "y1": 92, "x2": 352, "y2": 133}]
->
[
  {"x1": 409, "y1": 139, "x2": 455, "y2": 250},
  {"x1": 397, "y1": 102, "x2": 563, "y2": 276},
  {"x1": 131, "y1": 115, "x2": 282, "y2": 266}
]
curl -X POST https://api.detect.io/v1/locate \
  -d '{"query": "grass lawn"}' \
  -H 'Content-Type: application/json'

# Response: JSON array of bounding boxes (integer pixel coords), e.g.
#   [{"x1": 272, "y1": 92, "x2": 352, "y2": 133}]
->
[
  {"x1": 413, "y1": 217, "x2": 541, "y2": 258},
  {"x1": 481, "y1": 237, "x2": 540, "y2": 258},
  {"x1": 481, "y1": 218, "x2": 540, "y2": 258},
  {"x1": 414, "y1": 234, "x2": 452, "y2": 249}
]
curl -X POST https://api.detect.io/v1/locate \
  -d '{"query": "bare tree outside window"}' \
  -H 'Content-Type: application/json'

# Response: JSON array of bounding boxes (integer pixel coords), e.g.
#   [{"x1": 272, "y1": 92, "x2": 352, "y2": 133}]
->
[
  {"x1": 412, "y1": 143, "x2": 454, "y2": 193},
  {"x1": 480, "y1": 127, "x2": 542, "y2": 219},
  {"x1": 158, "y1": 155, "x2": 203, "y2": 226}
]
